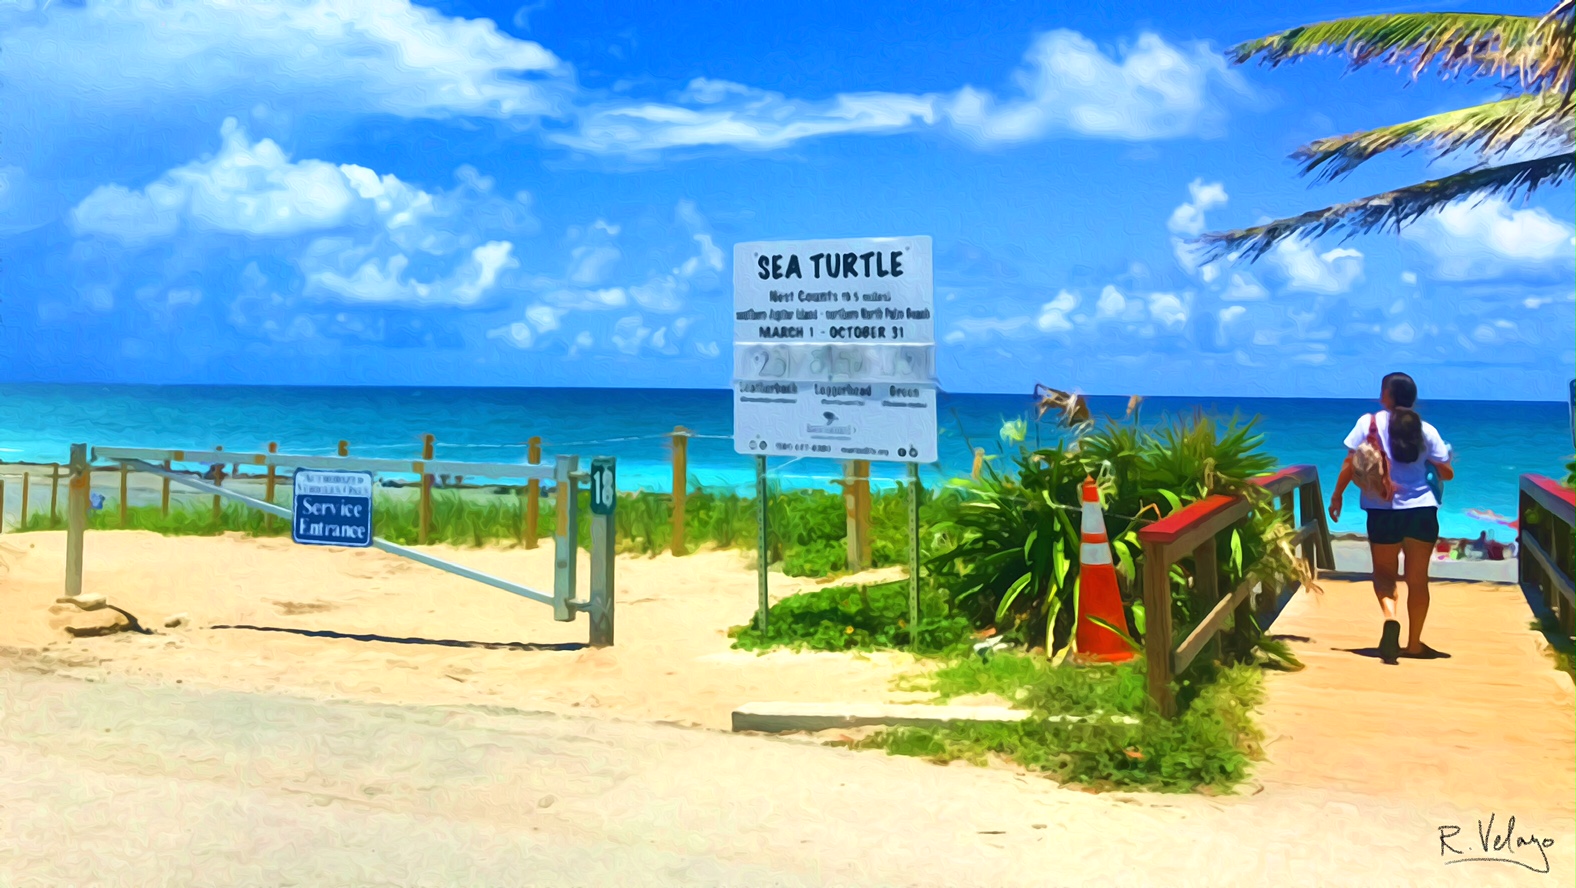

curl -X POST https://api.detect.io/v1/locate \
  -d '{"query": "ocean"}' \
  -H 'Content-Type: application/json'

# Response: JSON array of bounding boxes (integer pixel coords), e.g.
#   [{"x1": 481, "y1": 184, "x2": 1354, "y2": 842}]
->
[{"x1": 0, "y1": 384, "x2": 1569, "y2": 540}]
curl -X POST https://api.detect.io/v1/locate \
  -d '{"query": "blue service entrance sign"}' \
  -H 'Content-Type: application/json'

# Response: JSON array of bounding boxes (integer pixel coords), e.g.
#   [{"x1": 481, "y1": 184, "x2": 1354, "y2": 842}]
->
[{"x1": 292, "y1": 469, "x2": 375, "y2": 548}]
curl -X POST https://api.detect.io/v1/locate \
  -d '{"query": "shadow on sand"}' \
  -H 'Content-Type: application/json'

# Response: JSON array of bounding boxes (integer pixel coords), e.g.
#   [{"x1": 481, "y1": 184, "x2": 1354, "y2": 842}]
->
[{"x1": 209, "y1": 624, "x2": 586, "y2": 652}]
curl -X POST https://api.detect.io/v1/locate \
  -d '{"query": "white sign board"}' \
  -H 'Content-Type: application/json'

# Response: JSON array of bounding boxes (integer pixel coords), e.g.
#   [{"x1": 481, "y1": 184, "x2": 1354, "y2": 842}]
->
[{"x1": 733, "y1": 236, "x2": 937, "y2": 463}]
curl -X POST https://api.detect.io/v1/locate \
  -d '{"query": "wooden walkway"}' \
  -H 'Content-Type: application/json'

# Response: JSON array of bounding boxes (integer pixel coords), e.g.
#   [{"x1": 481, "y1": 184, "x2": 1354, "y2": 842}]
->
[{"x1": 1256, "y1": 575, "x2": 1576, "y2": 821}]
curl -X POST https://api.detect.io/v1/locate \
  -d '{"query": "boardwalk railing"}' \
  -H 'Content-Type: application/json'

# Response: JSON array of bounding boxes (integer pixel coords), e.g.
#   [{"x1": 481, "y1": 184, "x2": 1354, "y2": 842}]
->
[
  {"x1": 1138, "y1": 465, "x2": 1333, "y2": 717},
  {"x1": 62, "y1": 443, "x2": 618, "y2": 647},
  {"x1": 1519, "y1": 474, "x2": 1574, "y2": 637}
]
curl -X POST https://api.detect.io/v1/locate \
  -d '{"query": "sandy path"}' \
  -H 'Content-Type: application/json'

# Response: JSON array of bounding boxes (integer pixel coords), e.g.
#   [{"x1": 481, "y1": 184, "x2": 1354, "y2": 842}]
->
[
  {"x1": 3, "y1": 667, "x2": 1566, "y2": 887},
  {"x1": 0, "y1": 530, "x2": 928, "y2": 730}
]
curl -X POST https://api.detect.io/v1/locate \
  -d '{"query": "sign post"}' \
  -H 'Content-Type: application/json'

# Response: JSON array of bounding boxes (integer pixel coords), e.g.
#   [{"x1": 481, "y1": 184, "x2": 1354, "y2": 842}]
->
[
  {"x1": 291, "y1": 469, "x2": 374, "y2": 548},
  {"x1": 1567, "y1": 378, "x2": 1573, "y2": 451},
  {"x1": 732, "y1": 236, "x2": 937, "y2": 644},
  {"x1": 755, "y1": 454, "x2": 769, "y2": 633},
  {"x1": 588, "y1": 456, "x2": 617, "y2": 647}
]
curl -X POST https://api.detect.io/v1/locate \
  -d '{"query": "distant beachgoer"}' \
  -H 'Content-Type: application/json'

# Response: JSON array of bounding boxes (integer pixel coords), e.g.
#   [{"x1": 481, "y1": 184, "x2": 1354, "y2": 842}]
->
[
  {"x1": 1486, "y1": 540, "x2": 1506, "y2": 561},
  {"x1": 90, "y1": 493, "x2": 105, "y2": 511},
  {"x1": 1329, "y1": 372, "x2": 1453, "y2": 664},
  {"x1": 1454, "y1": 539, "x2": 1467, "y2": 560},
  {"x1": 1468, "y1": 531, "x2": 1490, "y2": 558}
]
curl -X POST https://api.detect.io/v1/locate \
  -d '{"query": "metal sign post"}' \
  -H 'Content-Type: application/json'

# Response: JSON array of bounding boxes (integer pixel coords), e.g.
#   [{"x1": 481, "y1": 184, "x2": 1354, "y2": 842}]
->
[
  {"x1": 588, "y1": 456, "x2": 616, "y2": 648},
  {"x1": 908, "y1": 462, "x2": 921, "y2": 644},
  {"x1": 756, "y1": 454, "x2": 769, "y2": 633},
  {"x1": 1568, "y1": 378, "x2": 1574, "y2": 451}
]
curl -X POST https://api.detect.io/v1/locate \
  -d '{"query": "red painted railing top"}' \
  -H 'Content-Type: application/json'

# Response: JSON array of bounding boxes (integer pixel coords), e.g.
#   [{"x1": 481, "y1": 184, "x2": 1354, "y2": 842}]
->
[
  {"x1": 1522, "y1": 474, "x2": 1575, "y2": 527},
  {"x1": 1523, "y1": 473, "x2": 1575, "y2": 506},
  {"x1": 1135, "y1": 466, "x2": 1318, "y2": 545},
  {"x1": 1137, "y1": 494, "x2": 1240, "y2": 544}
]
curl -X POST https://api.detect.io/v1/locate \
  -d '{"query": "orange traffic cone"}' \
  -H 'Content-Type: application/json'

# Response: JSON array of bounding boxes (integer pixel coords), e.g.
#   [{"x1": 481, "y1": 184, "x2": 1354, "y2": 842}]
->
[{"x1": 1075, "y1": 477, "x2": 1135, "y2": 663}]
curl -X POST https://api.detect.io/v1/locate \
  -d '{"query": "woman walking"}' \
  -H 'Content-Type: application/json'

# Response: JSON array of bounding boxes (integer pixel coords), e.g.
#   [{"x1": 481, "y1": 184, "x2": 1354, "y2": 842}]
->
[{"x1": 1329, "y1": 373, "x2": 1454, "y2": 664}]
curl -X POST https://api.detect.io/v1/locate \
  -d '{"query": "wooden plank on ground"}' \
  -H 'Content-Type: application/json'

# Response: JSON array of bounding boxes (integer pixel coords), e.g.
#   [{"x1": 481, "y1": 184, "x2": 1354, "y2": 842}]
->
[{"x1": 732, "y1": 702, "x2": 1029, "y2": 733}]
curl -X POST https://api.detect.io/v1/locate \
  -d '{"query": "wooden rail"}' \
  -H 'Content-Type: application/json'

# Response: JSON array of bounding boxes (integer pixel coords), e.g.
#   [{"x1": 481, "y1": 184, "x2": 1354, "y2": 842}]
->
[
  {"x1": 1519, "y1": 474, "x2": 1574, "y2": 637},
  {"x1": 1138, "y1": 465, "x2": 1333, "y2": 717}
]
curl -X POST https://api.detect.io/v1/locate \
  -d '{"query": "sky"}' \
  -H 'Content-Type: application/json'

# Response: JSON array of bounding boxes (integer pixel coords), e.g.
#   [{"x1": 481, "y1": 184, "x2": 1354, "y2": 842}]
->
[{"x1": 0, "y1": 0, "x2": 1571, "y2": 399}]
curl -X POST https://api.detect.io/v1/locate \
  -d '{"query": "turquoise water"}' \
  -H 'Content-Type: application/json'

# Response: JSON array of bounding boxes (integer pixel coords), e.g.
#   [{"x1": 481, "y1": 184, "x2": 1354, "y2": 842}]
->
[{"x1": 0, "y1": 384, "x2": 1568, "y2": 540}]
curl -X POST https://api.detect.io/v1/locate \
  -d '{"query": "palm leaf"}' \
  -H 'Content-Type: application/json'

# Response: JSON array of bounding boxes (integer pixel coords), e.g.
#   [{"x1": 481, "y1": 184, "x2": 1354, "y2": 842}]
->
[
  {"x1": 1229, "y1": 12, "x2": 1558, "y2": 90},
  {"x1": 1198, "y1": 152, "x2": 1575, "y2": 259},
  {"x1": 1295, "y1": 92, "x2": 1575, "y2": 182}
]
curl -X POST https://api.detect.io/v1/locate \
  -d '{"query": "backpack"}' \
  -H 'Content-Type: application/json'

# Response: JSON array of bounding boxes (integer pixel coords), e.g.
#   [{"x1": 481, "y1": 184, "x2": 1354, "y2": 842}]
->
[{"x1": 1351, "y1": 414, "x2": 1395, "y2": 502}]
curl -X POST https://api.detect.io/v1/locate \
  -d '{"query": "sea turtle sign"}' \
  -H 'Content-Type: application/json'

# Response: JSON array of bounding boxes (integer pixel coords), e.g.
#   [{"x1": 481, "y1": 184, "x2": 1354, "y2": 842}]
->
[
  {"x1": 292, "y1": 469, "x2": 374, "y2": 548},
  {"x1": 732, "y1": 236, "x2": 937, "y2": 463}
]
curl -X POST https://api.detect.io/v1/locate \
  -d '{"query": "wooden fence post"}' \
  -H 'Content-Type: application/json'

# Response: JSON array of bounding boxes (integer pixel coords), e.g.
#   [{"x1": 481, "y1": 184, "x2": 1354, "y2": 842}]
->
[
  {"x1": 671, "y1": 426, "x2": 689, "y2": 556},
  {"x1": 64, "y1": 444, "x2": 90, "y2": 601},
  {"x1": 338, "y1": 440, "x2": 349, "y2": 457},
  {"x1": 1141, "y1": 542, "x2": 1177, "y2": 718},
  {"x1": 19, "y1": 472, "x2": 28, "y2": 530},
  {"x1": 844, "y1": 460, "x2": 872, "y2": 571},
  {"x1": 0, "y1": 479, "x2": 6, "y2": 533},
  {"x1": 419, "y1": 434, "x2": 435, "y2": 545},
  {"x1": 212, "y1": 446, "x2": 224, "y2": 525},
  {"x1": 161, "y1": 460, "x2": 172, "y2": 518},
  {"x1": 50, "y1": 464, "x2": 61, "y2": 525},
  {"x1": 262, "y1": 443, "x2": 277, "y2": 529},
  {"x1": 118, "y1": 463, "x2": 129, "y2": 527},
  {"x1": 523, "y1": 436, "x2": 540, "y2": 549},
  {"x1": 972, "y1": 448, "x2": 985, "y2": 481}
]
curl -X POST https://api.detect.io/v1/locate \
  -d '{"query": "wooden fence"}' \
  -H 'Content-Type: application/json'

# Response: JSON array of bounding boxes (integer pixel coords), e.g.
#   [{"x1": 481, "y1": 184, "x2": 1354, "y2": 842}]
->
[
  {"x1": 1137, "y1": 465, "x2": 1333, "y2": 717},
  {"x1": 1519, "y1": 474, "x2": 1574, "y2": 637}
]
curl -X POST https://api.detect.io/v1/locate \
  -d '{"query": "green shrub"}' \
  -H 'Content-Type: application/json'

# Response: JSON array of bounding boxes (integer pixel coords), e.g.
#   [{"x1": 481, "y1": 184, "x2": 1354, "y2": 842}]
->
[
  {"x1": 928, "y1": 411, "x2": 1305, "y2": 661},
  {"x1": 729, "y1": 581, "x2": 974, "y2": 654}
]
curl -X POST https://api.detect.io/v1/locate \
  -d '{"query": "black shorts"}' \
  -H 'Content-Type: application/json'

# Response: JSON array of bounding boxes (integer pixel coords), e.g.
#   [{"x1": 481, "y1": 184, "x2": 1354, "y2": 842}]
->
[{"x1": 1365, "y1": 507, "x2": 1440, "y2": 546}]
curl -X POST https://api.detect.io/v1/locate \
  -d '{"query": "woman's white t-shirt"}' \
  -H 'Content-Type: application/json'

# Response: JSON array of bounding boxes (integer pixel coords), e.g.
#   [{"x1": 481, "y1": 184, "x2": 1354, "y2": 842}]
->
[{"x1": 1342, "y1": 410, "x2": 1451, "y2": 511}]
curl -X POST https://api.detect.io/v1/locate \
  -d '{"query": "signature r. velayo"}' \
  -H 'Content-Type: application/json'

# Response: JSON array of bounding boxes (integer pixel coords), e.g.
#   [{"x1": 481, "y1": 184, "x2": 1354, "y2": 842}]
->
[{"x1": 1439, "y1": 814, "x2": 1557, "y2": 874}]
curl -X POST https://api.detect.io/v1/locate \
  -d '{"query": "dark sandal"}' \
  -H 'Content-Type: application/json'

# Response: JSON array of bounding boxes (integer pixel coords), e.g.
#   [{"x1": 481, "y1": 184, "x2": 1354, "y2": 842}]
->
[
  {"x1": 1401, "y1": 644, "x2": 1444, "y2": 659},
  {"x1": 1379, "y1": 620, "x2": 1401, "y2": 665}
]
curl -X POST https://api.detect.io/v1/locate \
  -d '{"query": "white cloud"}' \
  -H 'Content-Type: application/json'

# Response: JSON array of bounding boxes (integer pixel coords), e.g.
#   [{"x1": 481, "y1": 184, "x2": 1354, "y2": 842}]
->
[
  {"x1": 309, "y1": 240, "x2": 518, "y2": 305},
  {"x1": 1402, "y1": 196, "x2": 1575, "y2": 281},
  {"x1": 1385, "y1": 322, "x2": 1416, "y2": 344},
  {"x1": 1400, "y1": 271, "x2": 1418, "y2": 285},
  {"x1": 1096, "y1": 285, "x2": 1127, "y2": 317},
  {"x1": 1167, "y1": 178, "x2": 1228, "y2": 237},
  {"x1": 1221, "y1": 272, "x2": 1267, "y2": 302},
  {"x1": 1219, "y1": 305, "x2": 1247, "y2": 324},
  {"x1": 559, "y1": 30, "x2": 1247, "y2": 154},
  {"x1": 4, "y1": 0, "x2": 571, "y2": 120},
  {"x1": 1266, "y1": 238, "x2": 1365, "y2": 294},
  {"x1": 1036, "y1": 290, "x2": 1079, "y2": 332},
  {"x1": 72, "y1": 118, "x2": 434, "y2": 242},
  {"x1": 1146, "y1": 292, "x2": 1189, "y2": 331}
]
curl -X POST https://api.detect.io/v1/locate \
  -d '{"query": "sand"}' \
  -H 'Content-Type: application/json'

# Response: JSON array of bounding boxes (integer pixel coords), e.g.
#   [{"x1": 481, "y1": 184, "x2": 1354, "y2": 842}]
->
[{"x1": 0, "y1": 530, "x2": 932, "y2": 730}]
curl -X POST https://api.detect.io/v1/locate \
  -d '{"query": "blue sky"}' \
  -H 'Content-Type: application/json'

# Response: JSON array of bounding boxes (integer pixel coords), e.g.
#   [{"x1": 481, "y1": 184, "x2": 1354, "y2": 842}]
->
[{"x1": 0, "y1": 0, "x2": 1571, "y2": 398}]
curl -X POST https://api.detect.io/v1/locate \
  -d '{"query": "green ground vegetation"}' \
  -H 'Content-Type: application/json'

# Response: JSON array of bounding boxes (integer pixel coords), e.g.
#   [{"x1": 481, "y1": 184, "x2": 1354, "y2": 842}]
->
[{"x1": 852, "y1": 652, "x2": 1265, "y2": 793}]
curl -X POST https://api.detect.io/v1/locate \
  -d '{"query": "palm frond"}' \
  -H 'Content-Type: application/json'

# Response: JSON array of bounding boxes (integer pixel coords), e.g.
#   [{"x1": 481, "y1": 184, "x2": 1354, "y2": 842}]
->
[
  {"x1": 1535, "y1": 1, "x2": 1574, "y2": 102},
  {"x1": 1197, "y1": 152, "x2": 1575, "y2": 259},
  {"x1": 1295, "y1": 92, "x2": 1576, "y2": 182},
  {"x1": 1229, "y1": 12, "x2": 1561, "y2": 91}
]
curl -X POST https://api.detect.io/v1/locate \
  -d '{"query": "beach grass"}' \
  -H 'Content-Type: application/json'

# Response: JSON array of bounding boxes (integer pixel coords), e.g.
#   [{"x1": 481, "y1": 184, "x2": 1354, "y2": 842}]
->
[{"x1": 5, "y1": 485, "x2": 936, "y2": 580}]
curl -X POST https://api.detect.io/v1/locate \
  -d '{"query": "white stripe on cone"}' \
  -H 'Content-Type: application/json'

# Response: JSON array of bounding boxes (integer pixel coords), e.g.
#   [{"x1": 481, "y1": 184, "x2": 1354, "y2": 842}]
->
[{"x1": 1081, "y1": 542, "x2": 1113, "y2": 566}]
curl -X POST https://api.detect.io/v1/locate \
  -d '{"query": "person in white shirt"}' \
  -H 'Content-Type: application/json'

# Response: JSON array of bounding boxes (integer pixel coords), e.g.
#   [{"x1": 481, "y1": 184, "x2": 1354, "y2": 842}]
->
[{"x1": 1329, "y1": 372, "x2": 1454, "y2": 664}]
